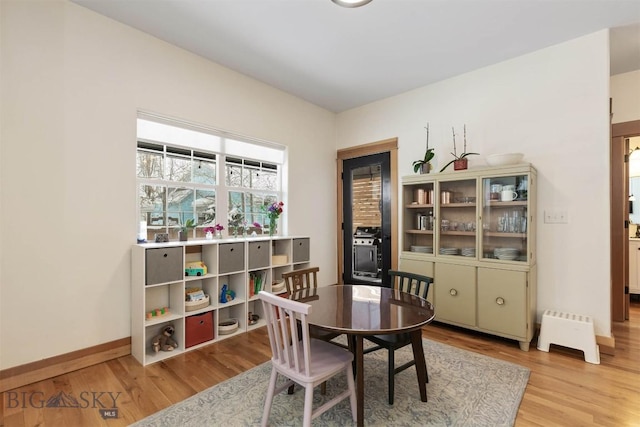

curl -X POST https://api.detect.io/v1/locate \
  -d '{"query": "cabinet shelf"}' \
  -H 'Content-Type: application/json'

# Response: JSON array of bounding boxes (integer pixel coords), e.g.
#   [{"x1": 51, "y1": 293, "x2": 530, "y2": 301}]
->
[
  {"x1": 406, "y1": 203, "x2": 434, "y2": 209},
  {"x1": 219, "y1": 298, "x2": 246, "y2": 308},
  {"x1": 145, "y1": 348, "x2": 184, "y2": 363},
  {"x1": 441, "y1": 203, "x2": 477, "y2": 208},
  {"x1": 441, "y1": 231, "x2": 475, "y2": 236},
  {"x1": 484, "y1": 231, "x2": 526, "y2": 238},
  {"x1": 131, "y1": 236, "x2": 311, "y2": 366},
  {"x1": 185, "y1": 273, "x2": 215, "y2": 282},
  {"x1": 406, "y1": 229, "x2": 434, "y2": 235},
  {"x1": 145, "y1": 313, "x2": 182, "y2": 326},
  {"x1": 487, "y1": 201, "x2": 527, "y2": 207},
  {"x1": 185, "y1": 305, "x2": 216, "y2": 316},
  {"x1": 145, "y1": 280, "x2": 182, "y2": 289}
]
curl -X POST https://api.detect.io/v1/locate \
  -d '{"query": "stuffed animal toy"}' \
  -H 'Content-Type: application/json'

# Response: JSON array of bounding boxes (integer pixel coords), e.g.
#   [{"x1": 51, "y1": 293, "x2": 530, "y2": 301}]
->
[{"x1": 152, "y1": 324, "x2": 178, "y2": 353}]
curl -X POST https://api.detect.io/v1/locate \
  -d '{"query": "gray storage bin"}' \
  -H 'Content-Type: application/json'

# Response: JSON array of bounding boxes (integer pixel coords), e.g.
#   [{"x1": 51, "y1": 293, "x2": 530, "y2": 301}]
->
[
  {"x1": 219, "y1": 242, "x2": 245, "y2": 274},
  {"x1": 146, "y1": 247, "x2": 183, "y2": 285},
  {"x1": 248, "y1": 241, "x2": 270, "y2": 270},
  {"x1": 292, "y1": 238, "x2": 310, "y2": 263}
]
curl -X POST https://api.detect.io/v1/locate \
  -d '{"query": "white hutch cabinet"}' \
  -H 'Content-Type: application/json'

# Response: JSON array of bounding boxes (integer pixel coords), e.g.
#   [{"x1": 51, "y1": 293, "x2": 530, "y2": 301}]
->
[{"x1": 399, "y1": 164, "x2": 537, "y2": 350}]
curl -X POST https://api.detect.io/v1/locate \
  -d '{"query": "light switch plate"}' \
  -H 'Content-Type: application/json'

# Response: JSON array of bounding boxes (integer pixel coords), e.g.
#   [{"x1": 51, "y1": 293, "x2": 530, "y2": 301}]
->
[{"x1": 544, "y1": 210, "x2": 568, "y2": 224}]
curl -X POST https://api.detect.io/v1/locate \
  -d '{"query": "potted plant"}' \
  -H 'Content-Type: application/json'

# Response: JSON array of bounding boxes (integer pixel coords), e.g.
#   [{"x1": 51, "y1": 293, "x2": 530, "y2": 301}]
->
[
  {"x1": 228, "y1": 206, "x2": 244, "y2": 237},
  {"x1": 412, "y1": 124, "x2": 435, "y2": 174},
  {"x1": 179, "y1": 218, "x2": 196, "y2": 241},
  {"x1": 440, "y1": 125, "x2": 479, "y2": 172},
  {"x1": 263, "y1": 201, "x2": 284, "y2": 237},
  {"x1": 204, "y1": 224, "x2": 224, "y2": 239}
]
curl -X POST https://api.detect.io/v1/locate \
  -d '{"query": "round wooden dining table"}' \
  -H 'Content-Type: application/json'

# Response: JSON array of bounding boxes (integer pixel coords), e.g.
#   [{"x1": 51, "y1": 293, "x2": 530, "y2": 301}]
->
[{"x1": 289, "y1": 284, "x2": 435, "y2": 427}]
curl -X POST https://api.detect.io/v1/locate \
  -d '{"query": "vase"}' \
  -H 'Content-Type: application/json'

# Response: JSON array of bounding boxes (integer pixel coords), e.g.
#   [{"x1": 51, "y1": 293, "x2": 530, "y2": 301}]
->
[
  {"x1": 205, "y1": 231, "x2": 213, "y2": 240},
  {"x1": 269, "y1": 217, "x2": 277, "y2": 237},
  {"x1": 453, "y1": 158, "x2": 468, "y2": 170},
  {"x1": 216, "y1": 231, "x2": 223, "y2": 239},
  {"x1": 420, "y1": 163, "x2": 431, "y2": 174},
  {"x1": 179, "y1": 230, "x2": 188, "y2": 241}
]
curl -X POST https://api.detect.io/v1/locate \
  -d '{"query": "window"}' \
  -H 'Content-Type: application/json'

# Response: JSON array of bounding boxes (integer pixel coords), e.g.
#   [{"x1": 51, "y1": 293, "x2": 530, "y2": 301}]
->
[{"x1": 136, "y1": 117, "x2": 285, "y2": 240}]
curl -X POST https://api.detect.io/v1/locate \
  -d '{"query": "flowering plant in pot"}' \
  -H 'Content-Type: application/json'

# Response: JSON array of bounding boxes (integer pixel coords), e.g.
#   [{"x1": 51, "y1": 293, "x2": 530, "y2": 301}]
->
[
  {"x1": 263, "y1": 201, "x2": 284, "y2": 236},
  {"x1": 412, "y1": 124, "x2": 435, "y2": 174},
  {"x1": 204, "y1": 224, "x2": 224, "y2": 239},
  {"x1": 440, "y1": 125, "x2": 479, "y2": 172}
]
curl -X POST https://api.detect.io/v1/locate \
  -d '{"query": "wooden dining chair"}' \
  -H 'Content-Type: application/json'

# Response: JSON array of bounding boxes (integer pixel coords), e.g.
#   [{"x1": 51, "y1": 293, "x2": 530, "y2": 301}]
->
[
  {"x1": 363, "y1": 269, "x2": 433, "y2": 405},
  {"x1": 258, "y1": 291, "x2": 357, "y2": 427},
  {"x1": 282, "y1": 267, "x2": 346, "y2": 346},
  {"x1": 282, "y1": 266, "x2": 320, "y2": 294},
  {"x1": 281, "y1": 267, "x2": 348, "y2": 396}
]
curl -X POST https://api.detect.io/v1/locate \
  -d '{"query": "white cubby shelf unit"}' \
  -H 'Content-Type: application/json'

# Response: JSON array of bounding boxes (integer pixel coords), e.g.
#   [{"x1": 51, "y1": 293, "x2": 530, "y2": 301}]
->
[{"x1": 131, "y1": 236, "x2": 310, "y2": 365}]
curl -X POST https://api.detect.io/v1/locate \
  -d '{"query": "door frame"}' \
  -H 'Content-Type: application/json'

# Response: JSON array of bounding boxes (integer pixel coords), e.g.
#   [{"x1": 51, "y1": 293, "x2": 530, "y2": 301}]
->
[
  {"x1": 611, "y1": 120, "x2": 640, "y2": 322},
  {"x1": 336, "y1": 138, "x2": 398, "y2": 285}
]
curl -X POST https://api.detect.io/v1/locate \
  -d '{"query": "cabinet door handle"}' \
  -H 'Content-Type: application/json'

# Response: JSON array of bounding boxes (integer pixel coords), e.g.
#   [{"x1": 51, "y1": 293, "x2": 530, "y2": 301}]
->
[
  {"x1": 496, "y1": 297, "x2": 505, "y2": 305},
  {"x1": 449, "y1": 288, "x2": 458, "y2": 296}
]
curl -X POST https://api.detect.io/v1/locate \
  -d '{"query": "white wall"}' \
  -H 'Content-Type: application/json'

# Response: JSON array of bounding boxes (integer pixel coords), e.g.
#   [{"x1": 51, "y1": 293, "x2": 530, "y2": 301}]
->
[
  {"x1": 0, "y1": 1, "x2": 337, "y2": 369},
  {"x1": 611, "y1": 70, "x2": 640, "y2": 124},
  {"x1": 0, "y1": 1, "x2": 622, "y2": 370},
  {"x1": 336, "y1": 31, "x2": 613, "y2": 337}
]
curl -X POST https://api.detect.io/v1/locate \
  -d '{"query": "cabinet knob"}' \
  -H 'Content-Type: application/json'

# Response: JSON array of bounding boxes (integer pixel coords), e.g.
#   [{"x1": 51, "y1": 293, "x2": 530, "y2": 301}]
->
[
  {"x1": 449, "y1": 288, "x2": 458, "y2": 296},
  {"x1": 496, "y1": 297, "x2": 505, "y2": 305}
]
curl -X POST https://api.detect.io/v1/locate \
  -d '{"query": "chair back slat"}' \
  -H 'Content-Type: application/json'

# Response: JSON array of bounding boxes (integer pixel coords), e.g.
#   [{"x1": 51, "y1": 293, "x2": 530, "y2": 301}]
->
[
  {"x1": 259, "y1": 290, "x2": 312, "y2": 376},
  {"x1": 282, "y1": 267, "x2": 320, "y2": 293},
  {"x1": 388, "y1": 269, "x2": 433, "y2": 299}
]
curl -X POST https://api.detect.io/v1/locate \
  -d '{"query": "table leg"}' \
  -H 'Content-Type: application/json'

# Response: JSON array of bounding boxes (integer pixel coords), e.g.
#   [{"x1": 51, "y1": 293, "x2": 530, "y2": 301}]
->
[
  {"x1": 355, "y1": 335, "x2": 364, "y2": 427},
  {"x1": 410, "y1": 329, "x2": 428, "y2": 402}
]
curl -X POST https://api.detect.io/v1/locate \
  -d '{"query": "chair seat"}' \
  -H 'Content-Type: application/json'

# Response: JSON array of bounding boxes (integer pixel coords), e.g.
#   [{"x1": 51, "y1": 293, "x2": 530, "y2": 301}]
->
[
  {"x1": 365, "y1": 333, "x2": 411, "y2": 349},
  {"x1": 276, "y1": 339, "x2": 354, "y2": 385}
]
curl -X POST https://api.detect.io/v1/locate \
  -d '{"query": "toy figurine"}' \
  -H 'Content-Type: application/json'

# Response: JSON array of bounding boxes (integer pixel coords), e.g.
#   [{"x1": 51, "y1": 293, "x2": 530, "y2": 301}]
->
[{"x1": 151, "y1": 324, "x2": 178, "y2": 353}]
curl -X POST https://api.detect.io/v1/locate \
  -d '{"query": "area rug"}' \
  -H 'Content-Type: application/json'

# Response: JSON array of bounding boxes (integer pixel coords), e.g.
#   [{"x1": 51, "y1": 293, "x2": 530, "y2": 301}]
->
[{"x1": 132, "y1": 339, "x2": 530, "y2": 427}]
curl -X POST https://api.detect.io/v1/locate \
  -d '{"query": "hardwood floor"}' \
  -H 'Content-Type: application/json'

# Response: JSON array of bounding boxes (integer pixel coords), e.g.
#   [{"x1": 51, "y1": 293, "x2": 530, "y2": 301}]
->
[{"x1": 2, "y1": 301, "x2": 639, "y2": 426}]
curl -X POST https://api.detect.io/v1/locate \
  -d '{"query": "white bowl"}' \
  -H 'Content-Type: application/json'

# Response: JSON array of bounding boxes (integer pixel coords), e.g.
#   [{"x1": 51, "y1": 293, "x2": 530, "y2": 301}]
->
[{"x1": 486, "y1": 153, "x2": 524, "y2": 166}]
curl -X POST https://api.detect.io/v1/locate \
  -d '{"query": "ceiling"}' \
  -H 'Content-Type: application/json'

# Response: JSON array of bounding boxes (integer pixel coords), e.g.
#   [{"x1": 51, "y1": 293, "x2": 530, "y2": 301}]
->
[{"x1": 72, "y1": 0, "x2": 640, "y2": 113}]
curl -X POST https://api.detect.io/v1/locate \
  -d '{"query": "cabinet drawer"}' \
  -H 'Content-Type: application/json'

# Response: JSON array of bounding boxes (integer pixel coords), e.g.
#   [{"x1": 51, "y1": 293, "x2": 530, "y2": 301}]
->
[
  {"x1": 248, "y1": 241, "x2": 270, "y2": 270},
  {"x1": 434, "y1": 263, "x2": 476, "y2": 326},
  {"x1": 145, "y1": 247, "x2": 183, "y2": 285},
  {"x1": 477, "y1": 268, "x2": 526, "y2": 338},
  {"x1": 292, "y1": 238, "x2": 310, "y2": 263},
  {"x1": 219, "y1": 242, "x2": 245, "y2": 274},
  {"x1": 185, "y1": 311, "x2": 214, "y2": 348}
]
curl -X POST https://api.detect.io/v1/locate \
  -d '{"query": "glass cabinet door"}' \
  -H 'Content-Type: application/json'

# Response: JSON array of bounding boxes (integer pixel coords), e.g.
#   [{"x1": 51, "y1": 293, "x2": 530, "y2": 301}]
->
[
  {"x1": 436, "y1": 178, "x2": 477, "y2": 257},
  {"x1": 481, "y1": 174, "x2": 529, "y2": 262},
  {"x1": 402, "y1": 181, "x2": 435, "y2": 254}
]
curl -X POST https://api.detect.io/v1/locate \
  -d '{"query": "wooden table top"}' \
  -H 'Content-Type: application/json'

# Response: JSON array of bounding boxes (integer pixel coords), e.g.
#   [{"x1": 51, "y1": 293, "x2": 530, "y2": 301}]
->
[{"x1": 289, "y1": 284, "x2": 435, "y2": 335}]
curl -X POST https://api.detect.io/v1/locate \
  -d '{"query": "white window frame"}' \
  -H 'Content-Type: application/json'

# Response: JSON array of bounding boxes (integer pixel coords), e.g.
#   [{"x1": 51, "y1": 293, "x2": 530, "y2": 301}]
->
[{"x1": 136, "y1": 115, "x2": 286, "y2": 240}]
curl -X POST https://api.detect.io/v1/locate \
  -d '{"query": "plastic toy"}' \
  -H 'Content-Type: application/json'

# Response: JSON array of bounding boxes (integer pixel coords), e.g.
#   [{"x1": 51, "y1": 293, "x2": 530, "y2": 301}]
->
[
  {"x1": 219, "y1": 284, "x2": 236, "y2": 303},
  {"x1": 185, "y1": 261, "x2": 207, "y2": 276},
  {"x1": 146, "y1": 307, "x2": 170, "y2": 320}
]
